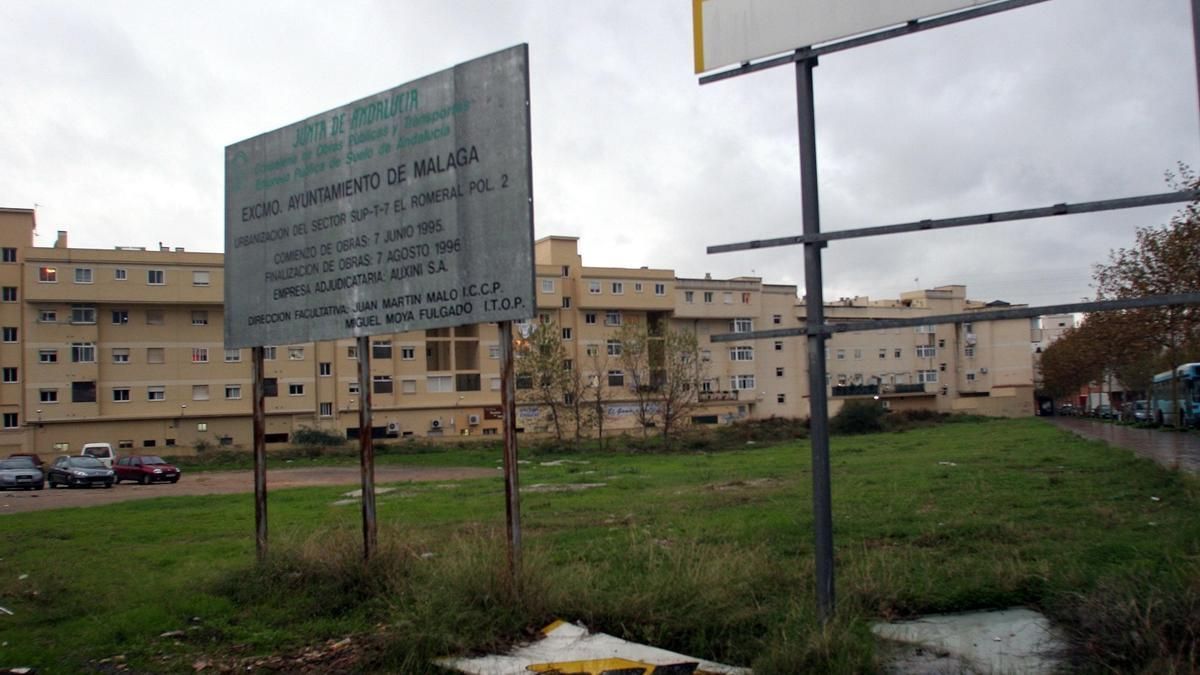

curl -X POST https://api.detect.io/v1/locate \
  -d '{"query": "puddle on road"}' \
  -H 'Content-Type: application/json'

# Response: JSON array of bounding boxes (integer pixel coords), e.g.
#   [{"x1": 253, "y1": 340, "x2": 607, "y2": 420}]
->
[{"x1": 873, "y1": 607, "x2": 1065, "y2": 674}]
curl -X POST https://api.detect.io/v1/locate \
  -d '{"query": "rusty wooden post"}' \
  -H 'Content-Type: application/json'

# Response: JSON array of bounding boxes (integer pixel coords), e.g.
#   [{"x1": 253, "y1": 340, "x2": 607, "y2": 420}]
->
[
  {"x1": 357, "y1": 335, "x2": 377, "y2": 560},
  {"x1": 251, "y1": 345, "x2": 268, "y2": 562},
  {"x1": 499, "y1": 321, "x2": 522, "y2": 591}
]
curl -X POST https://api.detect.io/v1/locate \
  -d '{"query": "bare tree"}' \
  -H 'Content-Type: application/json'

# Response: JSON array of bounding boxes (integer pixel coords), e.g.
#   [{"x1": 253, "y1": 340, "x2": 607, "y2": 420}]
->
[
  {"x1": 615, "y1": 317, "x2": 706, "y2": 448},
  {"x1": 514, "y1": 320, "x2": 568, "y2": 442}
]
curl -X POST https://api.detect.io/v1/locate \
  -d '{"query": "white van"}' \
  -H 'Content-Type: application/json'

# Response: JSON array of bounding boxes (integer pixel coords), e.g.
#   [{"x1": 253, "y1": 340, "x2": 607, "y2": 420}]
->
[{"x1": 80, "y1": 443, "x2": 116, "y2": 469}]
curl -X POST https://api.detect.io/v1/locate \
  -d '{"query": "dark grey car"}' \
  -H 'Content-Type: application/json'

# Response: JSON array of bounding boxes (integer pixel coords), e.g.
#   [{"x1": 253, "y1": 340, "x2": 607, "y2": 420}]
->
[
  {"x1": 47, "y1": 456, "x2": 114, "y2": 489},
  {"x1": 0, "y1": 457, "x2": 44, "y2": 490}
]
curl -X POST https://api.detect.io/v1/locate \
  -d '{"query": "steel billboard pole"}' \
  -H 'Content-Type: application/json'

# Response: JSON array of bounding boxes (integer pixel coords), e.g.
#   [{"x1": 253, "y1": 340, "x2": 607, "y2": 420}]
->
[
  {"x1": 796, "y1": 51, "x2": 835, "y2": 622},
  {"x1": 499, "y1": 321, "x2": 522, "y2": 593},
  {"x1": 251, "y1": 345, "x2": 268, "y2": 562},
  {"x1": 357, "y1": 335, "x2": 378, "y2": 560}
]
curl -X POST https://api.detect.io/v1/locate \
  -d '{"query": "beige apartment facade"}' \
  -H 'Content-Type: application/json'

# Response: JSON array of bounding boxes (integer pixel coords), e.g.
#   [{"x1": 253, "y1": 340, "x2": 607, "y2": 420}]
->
[{"x1": 0, "y1": 214, "x2": 1035, "y2": 457}]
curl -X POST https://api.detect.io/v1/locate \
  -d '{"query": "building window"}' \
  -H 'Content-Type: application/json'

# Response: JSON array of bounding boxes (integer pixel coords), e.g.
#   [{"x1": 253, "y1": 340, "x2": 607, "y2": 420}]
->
[
  {"x1": 113, "y1": 388, "x2": 130, "y2": 402},
  {"x1": 348, "y1": 381, "x2": 360, "y2": 395},
  {"x1": 729, "y1": 346, "x2": 754, "y2": 361},
  {"x1": 114, "y1": 268, "x2": 127, "y2": 280},
  {"x1": 147, "y1": 269, "x2": 165, "y2": 285},
  {"x1": 74, "y1": 268, "x2": 93, "y2": 284},
  {"x1": 607, "y1": 370, "x2": 624, "y2": 387},
  {"x1": 774, "y1": 341, "x2": 783, "y2": 351},
  {"x1": 2, "y1": 413, "x2": 17, "y2": 429},
  {"x1": 288, "y1": 346, "x2": 304, "y2": 360},
  {"x1": 918, "y1": 370, "x2": 939, "y2": 383},
  {"x1": 488, "y1": 344, "x2": 500, "y2": 360},
  {"x1": 225, "y1": 349, "x2": 241, "y2": 362},
  {"x1": 372, "y1": 340, "x2": 392, "y2": 359},
  {"x1": 40, "y1": 389, "x2": 58, "y2": 403},
  {"x1": 72, "y1": 381, "x2": 97, "y2": 403},
  {"x1": 1, "y1": 327, "x2": 16, "y2": 342},
  {"x1": 604, "y1": 311, "x2": 621, "y2": 327},
  {"x1": 147, "y1": 386, "x2": 166, "y2": 401},
  {"x1": 225, "y1": 385, "x2": 241, "y2": 400},
  {"x1": 288, "y1": 383, "x2": 304, "y2": 396},
  {"x1": 1, "y1": 287, "x2": 15, "y2": 302},
  {"x1": 836, "y1": 349, "x2": 845, "y2": 360},
  {"x1": 402, "y1": 379, "x2": 418, "y2": 394},
  {"x1": 39, "y1": 267, "x2": 57, "y2": 283},
  {"x1": 192, "y1": 348, "x2": 209, "y2": 363},
  {"x1": 731, "y1": 318, "x2": 753, "y2": 333},
  {"x1": 879, "y1": 348, "x2": 887, "y2": 359},
  {"x1": 773, "y1": 314, "x2": 782, "y2": 325},
  {"x1": 263, "y1": 346, "x2": 277, "y2": 360},
  {"x1": 319, "y1": 362, "x2": 332, "y2": 376},
  {"x1": 192, "y1": 311, "x2": 209, "y2": 326},
  {"x1": 685, "y1": 291, "x2": 694, "y2": 303},
  {"x1": 38, "y1": 349, "x2": 57, "y2": 364},
  {"x1": 894, "y1": 348, "x2": 902, "y2": 358},
  {"x1": 263, "y1": 378, "x2": 278, "y2": 397},
  {"x1": 562, "y1": 296, "x2": 572, "y2": 309},
  {"x1": 400, "y1": 346, "x2": 416, "y2": 360},
  {"x1": 561, "y1": 265, "x2": 570, "y2": 277},
  {"x1": 112, "y1": 348, "x2": 130, "y2": 364},
  {"x1": 916, "y1": 325, "x2": 935, "y2": 334},
  {"x1": 374, "y1": 376, "x2": 394, "y2": 394},
  {"x1": 192, "y1": 270, "x2": 211, "y2": 286},
  {"x1": 588, "y1": 281, "x2": 601, "y2": 294},
  {"x1": 610, "y1": 281, "x2": 624, "y2": 295},
  {"x1": 112, "y1": 310, "x2": 129, "y2": 325},
  {"x1": 71, "y1": 305, "x2": 96, "y2": 324},
  {"x1": 71, "y1": 343, "x2": 96, "y2": 363},
  {"x1": 703, "y1": 291, "x2": 713, "y2": 303},
  {"x1": 2, "y1": 367, "x2": 17, "y2": 383},
  {"x1": 964, "y1": 345, "x2": 975, "y2": 358},
  {"x1": 916, "y1": 345, "x2": 936, "y2": 358},
  {"x1": 606, "y1": 339, "x2": 622, "y2": 356},
  {"x1": 146, "y1": 309, "x2": 164, "y2": 325},
  {"x1": 562, "y1": 327, "x2": 573, "y2": 340},
  {"x1": 193, "y1": 385, "x2": 210, "y2": 400},
  {"x1": 731, "y1": 374, "x2": 756, "y2": 390},
  {"x1": 742, "y1": 292, "x2": 752, "y2": 304},
  {"x1": 723, "y1": 292, "x2": 733, "y2": 304},
  {"x1": 655, "y1": 283, "x2": 666, "y2": 296},
  {"x1": 147, "y1": 348, "x2": 165, "y2": 364},
  {"x1": 938, "y1": 338, "x2": 946, "y2": 349},
  {"x1": 319, "y1": 402, "x2": 333, "y2": 417},
  {"x1": 776, "y1": 367, "x2": 785, "y2": 377},
  {"x1": 38, "y1": 309, "x2": 56, "y2": 323},
  {"x1": 585, "y1": 312, "x2": 597, "y2": 325},
  {"x1": 777, "y1": 393, "x2": 786, "y2": 403},
  {"x1": 426, "y1": 375, "x2": 452, "y2": 393},
  {"x1": 541, "y1": 279, "x2": 555, "y2": 293},
  {"x1": 347, "y1": 345, "x2": 358, "y2": 360},
  {"x1": 966, "y1": 371, "x2": 976, "y2": 382},
  {"x1": 1, "y1": 248, "x2": 15, "y2": 263},
  {"x1": 853, "y1": 349, "x2": 862, "y2": 359},
  {"x1": 634, "y1": 282, "x2": 643, "y2": 293}
]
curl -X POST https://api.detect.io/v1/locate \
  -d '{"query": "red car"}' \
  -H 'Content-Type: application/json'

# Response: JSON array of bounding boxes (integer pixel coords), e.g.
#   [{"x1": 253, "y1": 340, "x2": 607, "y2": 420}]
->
[{"x1": 113, "y1": 455, "x2": 181, "y2": 484}]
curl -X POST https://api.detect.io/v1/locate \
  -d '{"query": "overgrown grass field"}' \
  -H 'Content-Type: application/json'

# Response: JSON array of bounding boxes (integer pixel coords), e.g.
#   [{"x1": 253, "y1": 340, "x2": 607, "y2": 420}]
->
[{"x1": 2, "y1": 418, "x2": 1197, "y2": 673}]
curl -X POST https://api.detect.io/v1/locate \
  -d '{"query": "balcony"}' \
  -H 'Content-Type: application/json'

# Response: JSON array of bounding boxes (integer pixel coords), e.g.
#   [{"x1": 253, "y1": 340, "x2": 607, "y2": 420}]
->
[
  {"x1": 699, "y1": 390, "x2": 739, "y2": 402},
  {"x1": 893, "y1": 383, "x2": 927, "y2": 394},
  {"x1": 831, "y1": 384, "x2": 879, "y2": 397}
]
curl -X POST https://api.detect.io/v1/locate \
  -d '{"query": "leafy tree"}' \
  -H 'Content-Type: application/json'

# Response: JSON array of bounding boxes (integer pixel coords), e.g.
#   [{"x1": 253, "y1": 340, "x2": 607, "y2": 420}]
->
[
  {"x1": 514, "y1": 320, "x2": 569, "y2": 441},
  {"x1": 1092, "y1": 164, "x2": 1200, "y2": 422}
]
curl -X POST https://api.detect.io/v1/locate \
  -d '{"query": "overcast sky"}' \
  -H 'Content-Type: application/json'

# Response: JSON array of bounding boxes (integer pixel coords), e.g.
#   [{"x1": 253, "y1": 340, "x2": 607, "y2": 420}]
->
[{"x1": 1, "y1": 0, "x2": 1196, "y2": 308}]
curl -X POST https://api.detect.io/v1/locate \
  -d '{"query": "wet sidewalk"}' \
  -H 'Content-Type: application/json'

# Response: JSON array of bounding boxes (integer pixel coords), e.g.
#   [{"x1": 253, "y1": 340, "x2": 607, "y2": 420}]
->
[{"x1": 1045, "y1": 417, "x2": 1200, "y2": 474}]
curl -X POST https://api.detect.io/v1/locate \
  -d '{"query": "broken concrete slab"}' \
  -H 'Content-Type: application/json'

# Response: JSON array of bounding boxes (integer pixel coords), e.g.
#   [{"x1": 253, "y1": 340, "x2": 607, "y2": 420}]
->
[{"x1": 872, "y1": 607, "x2": 1065, "y2": 674}]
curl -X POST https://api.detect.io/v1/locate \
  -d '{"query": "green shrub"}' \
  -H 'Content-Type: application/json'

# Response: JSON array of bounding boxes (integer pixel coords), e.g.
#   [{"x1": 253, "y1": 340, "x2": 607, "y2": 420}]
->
[
  {"x1": 830, "y1": 400, "x2": 887, "y2": 435},
  {"x1": 292, "y1": 426, "x2": 347, "y2": 447}
]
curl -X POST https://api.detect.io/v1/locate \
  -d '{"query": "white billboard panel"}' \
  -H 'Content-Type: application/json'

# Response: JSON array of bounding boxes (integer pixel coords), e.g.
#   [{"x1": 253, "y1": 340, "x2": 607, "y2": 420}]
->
[
  {"x1": 224, "y1": 45, "x2": 534, "y2": 348},
  {"x1": 694, "y1": 0, "x2": 996, "y2": 73}
]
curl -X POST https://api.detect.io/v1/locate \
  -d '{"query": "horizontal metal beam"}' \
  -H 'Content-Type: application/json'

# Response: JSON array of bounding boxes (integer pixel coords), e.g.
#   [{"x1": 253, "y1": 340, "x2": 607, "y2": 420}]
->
[
  {"x1": 710, "y1": 293, "x2": 1200, "y2": 342},
  {"x1": 699, "y1": 0, "x2": 1051, "y2": 86},
  {"x1": 708, "y1": 190, "x2": 1200, "y2": 255}
]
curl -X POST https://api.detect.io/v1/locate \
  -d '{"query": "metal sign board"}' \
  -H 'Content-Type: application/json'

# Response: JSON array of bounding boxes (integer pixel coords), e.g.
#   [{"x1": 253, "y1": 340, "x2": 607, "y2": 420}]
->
[
  {"x1": 693, "y1": 0, "x2": 996, "y2": 73},
  {"x1": 224, "y1": 45, "x2": 534, "y2": 348}
]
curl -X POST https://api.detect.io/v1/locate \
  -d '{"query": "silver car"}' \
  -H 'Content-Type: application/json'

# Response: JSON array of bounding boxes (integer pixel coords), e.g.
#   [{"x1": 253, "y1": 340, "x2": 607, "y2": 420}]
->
[{"x1": 0, "y1": 457, "x2": 45, "y2": 490}]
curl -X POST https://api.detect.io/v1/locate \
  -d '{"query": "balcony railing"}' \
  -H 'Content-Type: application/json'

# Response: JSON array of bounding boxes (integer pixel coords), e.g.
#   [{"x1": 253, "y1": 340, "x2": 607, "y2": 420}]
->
[
  {"x1": 831, "y1": 384, "x2": 879, "y2": 397},
  {"x1": 699, "y1": 390, "x2": 739, "y2": 402},
  {"x1": 893, "y1": 383, "x2": 927, "y2": 394}
]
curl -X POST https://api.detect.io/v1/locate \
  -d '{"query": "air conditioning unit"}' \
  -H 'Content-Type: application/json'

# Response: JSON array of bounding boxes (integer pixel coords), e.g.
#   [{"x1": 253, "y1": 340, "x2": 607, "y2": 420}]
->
[
  {"x1": 468, "y1": 414, "x2": 480, "y2": 426},
  {"x1": 979, "y1": 368, "x2": 989, "y2": 374},
  {"x1": 430, "y1": 418, "x2": 442, "y2": 429},
  {"x1": 386, "y1": 421, "x2": 400, "y2": 434}
]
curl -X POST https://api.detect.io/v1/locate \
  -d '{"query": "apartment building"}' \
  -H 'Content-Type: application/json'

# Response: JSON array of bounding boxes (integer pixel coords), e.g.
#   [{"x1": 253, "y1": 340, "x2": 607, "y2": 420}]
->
[{"x1": 0, "y1": 214, "x2": 1035, "y2": 457}]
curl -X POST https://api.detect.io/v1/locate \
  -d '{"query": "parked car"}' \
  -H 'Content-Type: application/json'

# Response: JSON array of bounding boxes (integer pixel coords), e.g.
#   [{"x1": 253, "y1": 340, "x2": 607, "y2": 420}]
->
[
  {"x1": 1091, "y1": 404, "x2": 1116, "y2": 419},
  {"x1": 80, "y1": 442, "x2": 116, "y2": 469},
  {"x1": 0, "y1": 456, "x2": 44, "y2": 490},
  {"x1": 114, "y1": 455, "x2": 181, "y2": 485},
  {"x1": 1057, "y1": 404, "x2": 1077, "y2": 416},
  {"x1": 47, "y1": 456, "x2": 114, "y2": 489},
  {"x1": 7, "y1": 452, "x2": 44, "y2": 469}
]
